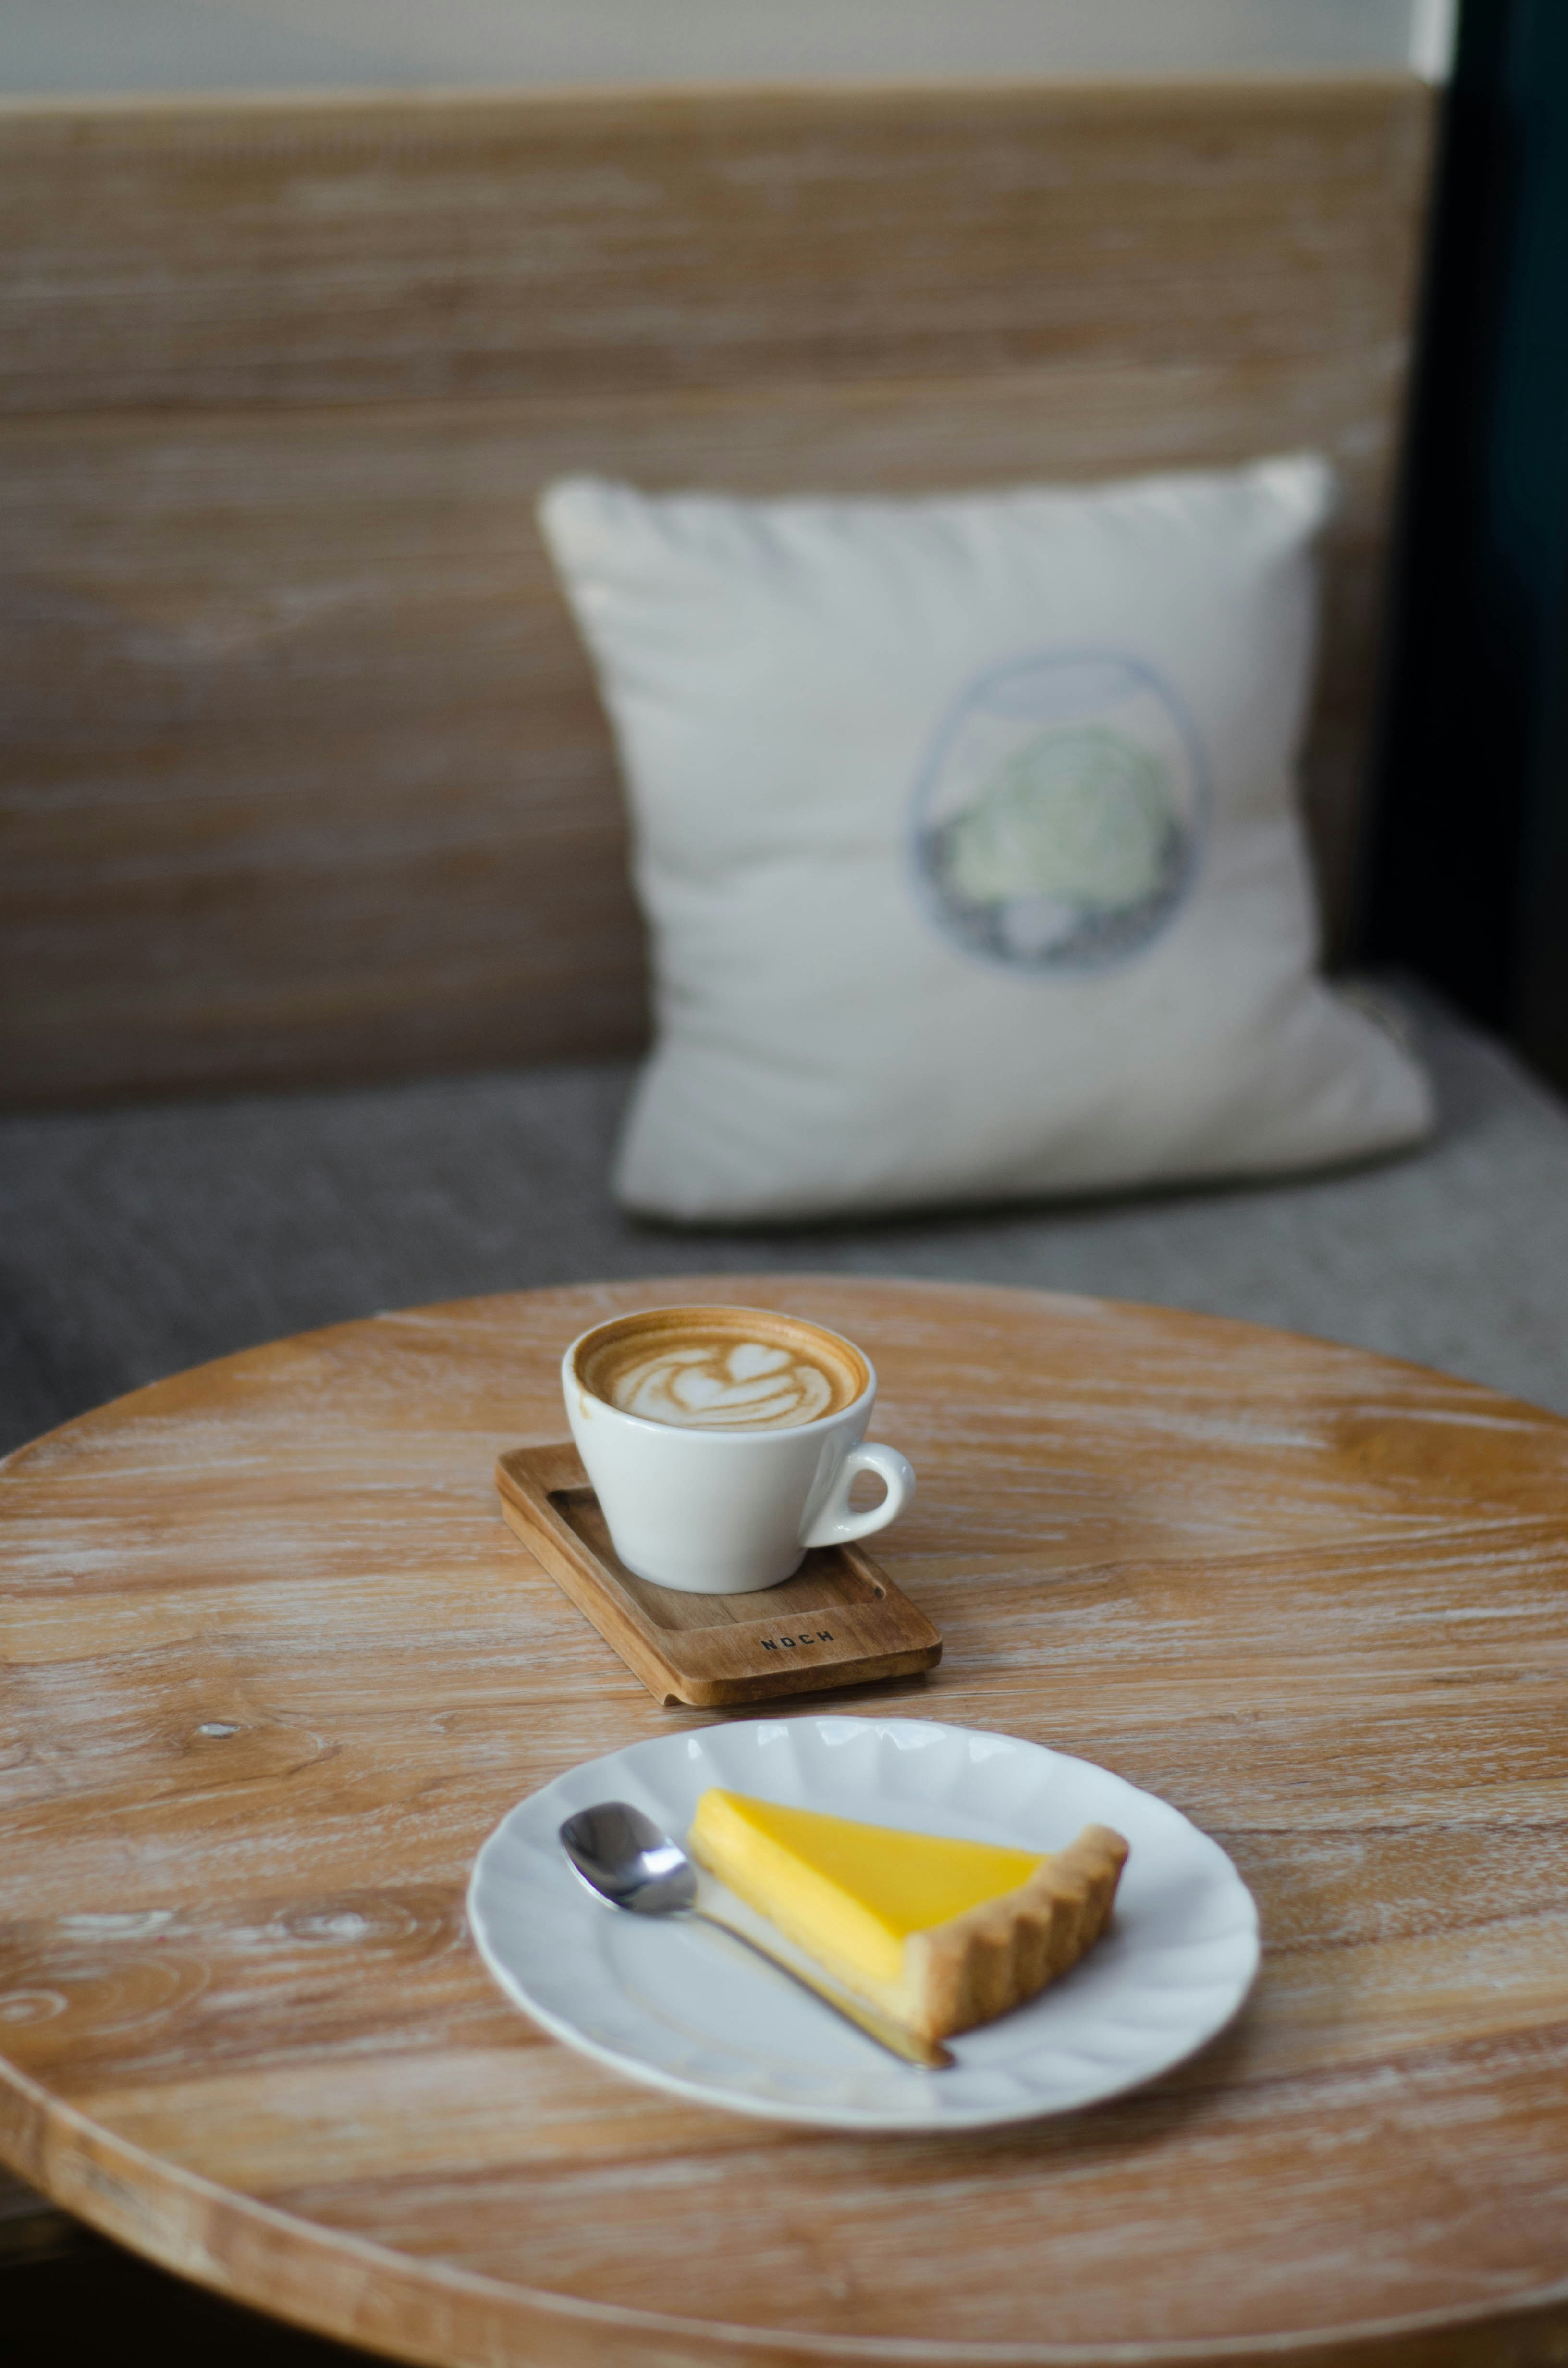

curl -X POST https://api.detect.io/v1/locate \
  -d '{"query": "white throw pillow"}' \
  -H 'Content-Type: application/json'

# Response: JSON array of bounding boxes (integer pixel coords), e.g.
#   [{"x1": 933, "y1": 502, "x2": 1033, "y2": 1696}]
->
[{"x1": 539, "y1": 459, "x2": 1433, "y2": 1223}]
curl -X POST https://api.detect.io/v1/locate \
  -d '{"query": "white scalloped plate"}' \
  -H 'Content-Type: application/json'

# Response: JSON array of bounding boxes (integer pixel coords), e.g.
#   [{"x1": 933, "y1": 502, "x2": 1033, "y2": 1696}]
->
[{"x1": 466, "y1": 1714, "x2": 1259, "y2": 2131}]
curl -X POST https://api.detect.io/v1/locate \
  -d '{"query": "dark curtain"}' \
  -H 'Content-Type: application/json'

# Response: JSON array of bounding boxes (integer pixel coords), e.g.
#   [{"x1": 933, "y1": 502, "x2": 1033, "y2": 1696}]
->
[{"x1": 1363, "y1": 0, "x2": 1568, "y2": 1093}]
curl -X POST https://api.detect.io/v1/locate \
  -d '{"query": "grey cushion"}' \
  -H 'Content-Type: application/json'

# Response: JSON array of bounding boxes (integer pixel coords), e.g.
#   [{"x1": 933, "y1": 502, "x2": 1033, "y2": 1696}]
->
[{"x1": 4, "y1": 979, "x2": 1568, "y2": 1459}]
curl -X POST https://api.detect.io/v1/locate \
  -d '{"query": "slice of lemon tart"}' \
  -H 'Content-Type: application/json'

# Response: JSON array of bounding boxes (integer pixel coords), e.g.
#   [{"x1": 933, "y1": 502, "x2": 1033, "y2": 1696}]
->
[{"x1": 688, "y1": 1789, "x2": 1128, "y2": 2042}]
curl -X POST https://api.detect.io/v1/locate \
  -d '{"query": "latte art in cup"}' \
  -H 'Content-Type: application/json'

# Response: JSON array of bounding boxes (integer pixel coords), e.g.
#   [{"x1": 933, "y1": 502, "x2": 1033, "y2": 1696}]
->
[
  {"x1": 575, "y1": 1307, "x2": 865, "y2": 1433},
  {"x1": 615, "y1": 1339, "x2": 834, "y2": 1429}
]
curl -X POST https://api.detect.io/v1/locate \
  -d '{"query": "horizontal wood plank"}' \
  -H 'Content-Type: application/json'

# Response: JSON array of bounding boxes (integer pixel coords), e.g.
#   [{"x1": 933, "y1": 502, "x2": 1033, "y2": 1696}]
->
[
  {"x1": 0, "y1": 81, "x2": 1433, "y2": 1102},
  {"x1": 0, "y1": 81, "x2": 1433, "y2": 417}
]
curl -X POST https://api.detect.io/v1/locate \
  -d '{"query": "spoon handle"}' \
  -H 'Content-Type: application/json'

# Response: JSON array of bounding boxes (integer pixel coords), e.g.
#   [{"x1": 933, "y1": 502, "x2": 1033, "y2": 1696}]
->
[{"x1": 694, "y1": 1907, "x2": 954, "y2": 2070}]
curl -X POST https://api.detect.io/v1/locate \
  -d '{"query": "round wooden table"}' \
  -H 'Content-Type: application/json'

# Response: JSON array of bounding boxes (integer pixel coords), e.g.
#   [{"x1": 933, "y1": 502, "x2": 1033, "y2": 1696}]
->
[{"x1": 4, "y1": 1276, "x2": 1568, "y2": 2368}]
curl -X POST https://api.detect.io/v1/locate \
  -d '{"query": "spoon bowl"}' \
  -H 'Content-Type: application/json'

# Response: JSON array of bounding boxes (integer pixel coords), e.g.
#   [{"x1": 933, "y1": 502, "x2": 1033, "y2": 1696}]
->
[{"x1": 560, "y1": 1801, "x2": 698, "y2": 1915}]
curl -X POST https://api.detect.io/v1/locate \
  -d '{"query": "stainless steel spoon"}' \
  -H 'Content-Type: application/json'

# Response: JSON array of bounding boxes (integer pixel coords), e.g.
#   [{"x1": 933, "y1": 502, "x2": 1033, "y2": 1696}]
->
[{"x1": 559, "y1": 1801, "x2": 953, "y2": 2071}]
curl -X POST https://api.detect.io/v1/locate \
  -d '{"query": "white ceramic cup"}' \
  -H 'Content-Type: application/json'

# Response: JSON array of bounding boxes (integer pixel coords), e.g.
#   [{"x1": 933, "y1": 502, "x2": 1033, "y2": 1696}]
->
[{"x1": 561, "y1": 1305, "x2": 915, "y2": 1594}]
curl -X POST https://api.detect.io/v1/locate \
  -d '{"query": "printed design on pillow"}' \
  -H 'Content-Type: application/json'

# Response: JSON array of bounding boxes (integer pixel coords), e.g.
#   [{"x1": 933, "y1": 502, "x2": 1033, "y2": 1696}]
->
[{"x1": 908, "y1": 650, "x2": 1208, "y2": 971}]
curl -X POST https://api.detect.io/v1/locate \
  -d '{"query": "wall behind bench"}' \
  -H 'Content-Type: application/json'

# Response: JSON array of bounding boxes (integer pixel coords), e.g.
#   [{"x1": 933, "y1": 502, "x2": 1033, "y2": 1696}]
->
[{"x1": 0, "y1": 78, "x2": 1433, "y2": 1105}]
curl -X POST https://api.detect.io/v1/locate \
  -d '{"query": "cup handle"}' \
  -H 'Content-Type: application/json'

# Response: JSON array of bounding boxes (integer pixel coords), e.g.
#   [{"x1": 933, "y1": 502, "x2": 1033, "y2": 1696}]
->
[{"x1": 800, "y1": 1442, "x2": 915, "y2": 1551}]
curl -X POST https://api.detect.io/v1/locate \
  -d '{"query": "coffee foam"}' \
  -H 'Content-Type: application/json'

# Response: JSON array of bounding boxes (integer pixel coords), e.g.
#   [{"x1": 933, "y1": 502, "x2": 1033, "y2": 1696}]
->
[{"x1": 576, "y1": 1308, "x2": 865, "y2": 1432}]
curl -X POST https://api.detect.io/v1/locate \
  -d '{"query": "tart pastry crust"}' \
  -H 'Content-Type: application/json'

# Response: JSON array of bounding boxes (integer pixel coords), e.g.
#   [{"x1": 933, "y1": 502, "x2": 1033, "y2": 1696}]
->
[{"x1": 903, "y1": 1824, "x2": 1128, "y2": 2039}]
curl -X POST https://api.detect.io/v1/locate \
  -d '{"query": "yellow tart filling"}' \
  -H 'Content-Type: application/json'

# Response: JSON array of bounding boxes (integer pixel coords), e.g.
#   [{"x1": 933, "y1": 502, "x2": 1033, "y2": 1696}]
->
[{"x1": 687, "y1": 1788, "x2": 1128, "y2": 2041}]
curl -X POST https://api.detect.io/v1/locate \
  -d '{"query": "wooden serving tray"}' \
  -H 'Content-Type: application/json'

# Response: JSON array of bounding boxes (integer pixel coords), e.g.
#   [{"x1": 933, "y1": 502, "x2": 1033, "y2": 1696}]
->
[{"x1": 494, "y1": 1441, "x2": 942, "y2": 1708}]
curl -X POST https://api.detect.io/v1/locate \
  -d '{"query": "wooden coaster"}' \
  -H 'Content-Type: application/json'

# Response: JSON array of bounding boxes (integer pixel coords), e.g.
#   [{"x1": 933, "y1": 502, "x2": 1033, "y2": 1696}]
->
[{"x1": 494, "y1": 1442, "x2": 942, "y2": 1709}]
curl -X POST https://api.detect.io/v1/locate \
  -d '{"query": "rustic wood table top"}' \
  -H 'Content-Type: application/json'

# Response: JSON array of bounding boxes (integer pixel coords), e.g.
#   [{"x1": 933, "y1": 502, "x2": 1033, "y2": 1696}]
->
[{"x1": 4, "y1": 1275, "x2": 1568, "y2": 2368}]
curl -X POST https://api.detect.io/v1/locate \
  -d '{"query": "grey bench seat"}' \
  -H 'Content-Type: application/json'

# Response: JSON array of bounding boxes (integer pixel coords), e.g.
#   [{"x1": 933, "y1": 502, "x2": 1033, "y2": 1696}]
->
[{"x1": 5, "y1": 979, "x2": 1568, "y2": 1459}]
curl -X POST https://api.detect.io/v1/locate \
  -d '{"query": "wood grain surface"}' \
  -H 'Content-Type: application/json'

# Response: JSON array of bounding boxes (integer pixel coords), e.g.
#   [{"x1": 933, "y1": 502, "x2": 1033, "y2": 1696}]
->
[
  {"x1": 494, "y1": 1440, "x2": 942, "y2": 1705},
  {"x1": 0, "y1": 78, "x2": 1433, "y2": 1103},
  {"x1": 4, "y1": 1275, "x2": 1568, "y2": 2368}
]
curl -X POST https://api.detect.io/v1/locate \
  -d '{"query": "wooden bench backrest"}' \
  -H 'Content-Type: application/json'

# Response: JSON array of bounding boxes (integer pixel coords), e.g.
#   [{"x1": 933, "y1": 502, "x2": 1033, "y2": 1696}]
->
[{"x1": 0, "y1": 78, "x2": 1433, "y2": 1104}]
